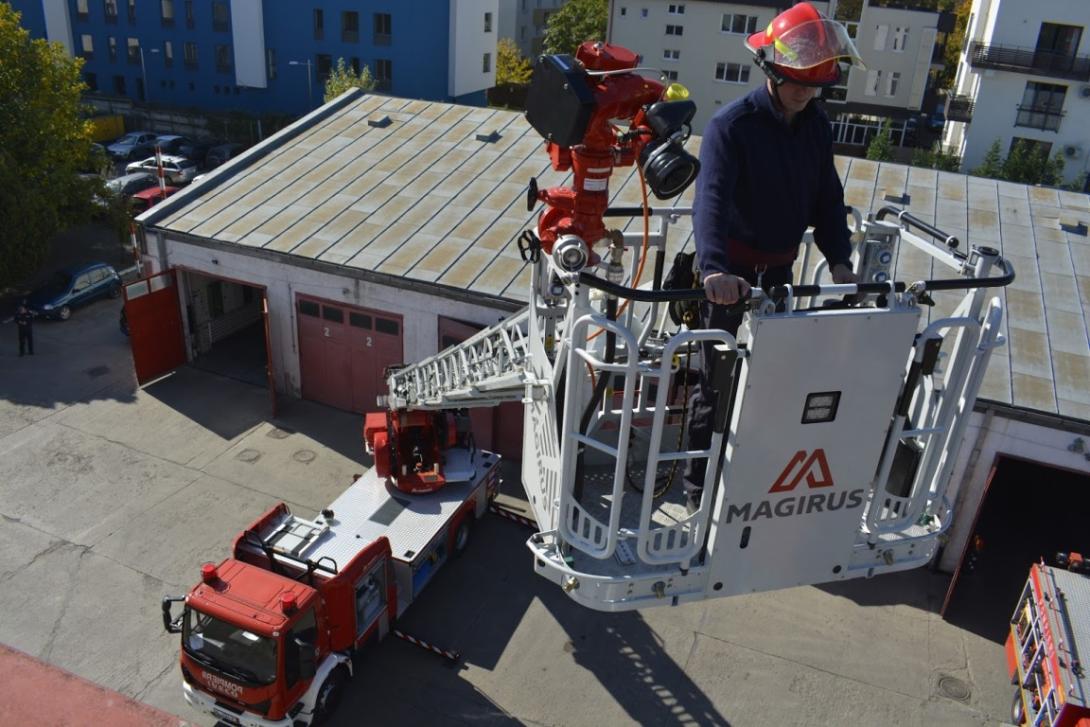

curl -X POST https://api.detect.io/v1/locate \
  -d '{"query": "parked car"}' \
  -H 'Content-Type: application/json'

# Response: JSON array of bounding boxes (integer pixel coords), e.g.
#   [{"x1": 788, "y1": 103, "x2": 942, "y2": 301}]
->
[
  {"x1": 128, "y1": 185, "x2": 179, "y2": 213},
  {"x1": 177, "y1": 138, "x2": 221, "y2": 167},
  {"x1": 153, "y1": 134, "x2": 194, "y2": 155},
  {"x1": 125, "y1": 154, "x2": 200, "y2": 184},
  {"x1": 106, "y1": 131, "x2": 158, "y2": 161},
  {"x1": 105, "y1": 171, "x2": 156, "y2": 197},
  {"x1": 929, "y1": 104, "x2": 946, "y2": 131},
  {"x1": 27, "y1": 263, "x2": 122, "y2": 321},
  {"x1": 205, "y1": 142, "x2": 245, "y2": 168}
]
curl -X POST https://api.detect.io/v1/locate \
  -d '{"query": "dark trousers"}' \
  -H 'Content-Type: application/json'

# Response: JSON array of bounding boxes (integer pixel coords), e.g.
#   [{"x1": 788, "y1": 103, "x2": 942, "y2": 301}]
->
[
  {"x1": 18, "y1": 327, "x2": 33, "y2": 356},
  {"x1": 682, "y1": 263, "x2": 793, "y2": 501}
]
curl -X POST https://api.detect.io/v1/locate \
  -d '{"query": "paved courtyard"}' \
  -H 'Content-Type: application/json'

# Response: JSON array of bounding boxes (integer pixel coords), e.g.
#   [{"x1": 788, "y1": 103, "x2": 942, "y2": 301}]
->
[{"x1": 0, "y1": 297, "x2": 1017, "y2": 726}]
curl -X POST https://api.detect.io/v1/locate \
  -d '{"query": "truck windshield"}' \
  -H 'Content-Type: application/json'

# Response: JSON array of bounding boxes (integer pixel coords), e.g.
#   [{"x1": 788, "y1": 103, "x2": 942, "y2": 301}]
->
[{"x1": 183, "y1": 607, "x2": 278, "y2": 686}]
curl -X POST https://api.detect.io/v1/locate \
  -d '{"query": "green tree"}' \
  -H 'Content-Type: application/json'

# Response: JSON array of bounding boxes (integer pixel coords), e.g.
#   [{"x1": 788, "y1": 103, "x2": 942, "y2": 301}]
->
[
  {"x1": 542, "y1": 0, "x2": 608, "y2": 56},
  {"x1": 911, "y1": 142, "x2": 961, "y2": 172},
  {"x1": 972, "y1": 139, "x2": 1003, "y2": 178},
  {"x1": 866, "y1": 119, "x2": 895, "y2": 161},
  {"x1": 495, "y1": 38, "x2": 532, "y2": 86},
  {"x1": 1043, "y1": 151, "x2": 1066, "y2": 187},
  {"x1": 323, "y1": 57, "x2": 376, "y2": 101},
  {"x1": 0, "y1": 3, "x2": 97, "y2": 288},
  {"x1": 937, "y1": 0, "x2": 972, "y2": 90},
  {"x1": 1001, "y1": 139, "x2": 1035, "y2": 184}
]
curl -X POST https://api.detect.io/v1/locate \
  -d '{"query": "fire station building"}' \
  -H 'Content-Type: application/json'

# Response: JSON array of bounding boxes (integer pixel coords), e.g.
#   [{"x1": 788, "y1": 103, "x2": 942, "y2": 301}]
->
[{"x1": 134, "y1": 89, "x2": 1090, "y2": 603}]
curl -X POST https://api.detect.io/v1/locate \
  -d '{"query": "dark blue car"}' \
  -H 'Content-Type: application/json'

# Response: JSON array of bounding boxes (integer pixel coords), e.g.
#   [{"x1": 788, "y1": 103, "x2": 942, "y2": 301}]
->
[{"x1": 28, "y1": 263, "x2": 122, "y2": 320}]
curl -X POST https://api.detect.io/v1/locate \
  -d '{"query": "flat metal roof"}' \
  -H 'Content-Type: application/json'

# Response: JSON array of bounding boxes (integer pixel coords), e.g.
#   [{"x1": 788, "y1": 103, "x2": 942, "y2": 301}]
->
[{"x1": 147, "y1": 91, "x2": 1090, "y2": 421}]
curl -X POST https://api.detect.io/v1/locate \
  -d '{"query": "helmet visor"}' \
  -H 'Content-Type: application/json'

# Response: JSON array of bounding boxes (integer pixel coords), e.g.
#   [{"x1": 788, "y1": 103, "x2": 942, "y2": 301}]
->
[{"x1": 761, "y1": 19, "x2": 866, "y2": 71}]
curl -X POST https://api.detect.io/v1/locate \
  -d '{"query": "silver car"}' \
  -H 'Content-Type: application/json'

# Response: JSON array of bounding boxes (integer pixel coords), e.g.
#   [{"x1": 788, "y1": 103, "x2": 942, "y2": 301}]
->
[
  {"x1": 106, "y1": 131, "x2": 157, "y2": 161},
  {"x1": 124, "y1": 154, "x2": 200, "y2": 184}
]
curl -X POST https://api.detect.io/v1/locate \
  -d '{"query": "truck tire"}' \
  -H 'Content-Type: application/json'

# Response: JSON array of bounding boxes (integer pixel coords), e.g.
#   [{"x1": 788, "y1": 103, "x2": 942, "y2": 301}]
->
[
  {"x1": 1011, "y1": 689, "x2": 1025, "y2": 725},
  {"x1": 312, "y1": 667, "x2": 348, "y2": 725},
  {"x1": 452, "y1": 518, "x2": 472, "y2": 556}
]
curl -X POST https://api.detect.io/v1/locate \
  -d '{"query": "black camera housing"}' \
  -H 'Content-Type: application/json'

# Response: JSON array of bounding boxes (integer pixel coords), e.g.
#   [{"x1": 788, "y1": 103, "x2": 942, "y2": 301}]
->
[{"x1": 525, "y1": 54, "x2": 596, "y2": 148}]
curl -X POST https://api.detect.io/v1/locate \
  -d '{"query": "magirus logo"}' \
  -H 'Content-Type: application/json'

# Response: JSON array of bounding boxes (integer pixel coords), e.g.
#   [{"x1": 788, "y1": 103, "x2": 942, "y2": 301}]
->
[{"x1": 724, "y1": 449, "x2": 865, "y2": 524}]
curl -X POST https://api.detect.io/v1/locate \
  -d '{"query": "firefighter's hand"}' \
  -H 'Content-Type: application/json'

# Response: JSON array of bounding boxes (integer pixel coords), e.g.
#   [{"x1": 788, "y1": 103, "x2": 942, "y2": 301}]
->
[
  {"x1": 831, "y1": 263, "x2": 857, "y2": 285},
  {"x1": 703, "y1": 273, "x2": 750, "y2": 306}
]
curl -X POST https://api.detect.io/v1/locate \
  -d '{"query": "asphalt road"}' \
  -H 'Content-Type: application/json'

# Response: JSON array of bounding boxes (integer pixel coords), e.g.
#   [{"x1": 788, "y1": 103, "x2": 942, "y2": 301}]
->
[{"x1": 0, "y1": 297, "x2": 1017, "y2": 726}]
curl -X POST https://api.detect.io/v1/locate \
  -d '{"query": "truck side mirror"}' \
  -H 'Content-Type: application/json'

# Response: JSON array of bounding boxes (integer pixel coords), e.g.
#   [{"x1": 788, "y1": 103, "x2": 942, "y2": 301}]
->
[
  {"x1": 161, "y1": 596, "x2": 185, "y2": 634},
  {"x1": 295, "y1": 637, "x2": 317, "y2": 680}
]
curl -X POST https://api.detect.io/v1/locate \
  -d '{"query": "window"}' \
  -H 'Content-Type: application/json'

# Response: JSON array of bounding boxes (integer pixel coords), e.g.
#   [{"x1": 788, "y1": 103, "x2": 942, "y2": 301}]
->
[
  {"x1": 874, "y1": 24, "x2": 888, "y2": 51},
  {"x1": 316, "y1": 53, "x2": 332, "y2": 81},
  {"x1": 483, "y1": 52, "x2": 491, "y2": 72},
  {"x1": 313, "y1": 8, "x2": 324, "y2": 39},
  {"x1": 663, "y1": 69, "x2": 678, "y2": 81},
  {"x1": 108, "y1": 36, "x2": 117, "y2": 61},
  {"x1": 886, "y1": 71, "x2": 900, "y2": 97},
  {"x1": 298, "y1": 300, "x2": 320, "y2": 317},
  {"x1": 864, "y1": 69, "x2": 880, "y2": 96},
  {"x1": 104, "y1": 0, "x2": 117, "y2": 23},
  {"x1": 715, "y1": 62, "x2": 749, "y2": 83},
  {"x1": 1009, "y1": 137, "x2": 1053, "y2": 157},
  {"x1": 342, "y1": 11, "x2": 359, "y2": 42},
  {"x1": 641, "y1": 8, "x2": 648, "y2": 18},
  {"x1": 374, "y1": 13, "x2": 391, "y2": 45},
  {"x1": 891, "y1": 26, "x2": 907, "y2": 52},
  {"x1": 84, "y1": 71, "x2": 97, "y2": 90},
  {"x1": 77, "y1": 0, "x2": 89, "y2": 21},
  {"x1": 113, "y1": 74, "x2": 125, "y2": 94},
  {"x1": 668, "y1": 3, "x2": 684, "y2": 14},
  {"x1": 215, "y1": 44, "x2": 232, "y2": 72},
  {"x1": 620, "y1": 7, "x2": 626, "y2": 15},
  {"x1": 161, "y1": 0, "x2": 173, "y2": 25},
  {"x1": 164, "y1": 40, "x2": 173, "y2": 67},
  {"x1": 322, "y1": 306, "x2": 343, "y2": 323},
  {"x1": 1016, "y1": 81, "x2": 1066, "y2": 131},
  {"x1": 375, "y1": 317, "x2": 399, "y2": 335},
  {"x1": 266, "y1": 48, "x2": 276, "y2": 79},
  {"x1": 284, "y1": 609, "x2": 317, "y2": 689},
  {"x1": 484, "y1": 12, "x2": 492, "y2": 32},
  {"x1": 665, "y1": 24, "x2": 683, "y2": 36},
  {"x1": 663, "y1": 49, "x2": 679, "y2": 61},
  {"x1": 1036, "y1": 22, "x2": 1082, "y2": 57},
  {"x1": 184, "y1": 0, "x2": 193, "y2": 28},
  {"x1": 375, "y1": 58, "x2": 392, "y2": 90},
  {"x1": 350, "y1": 57, "x2": 360, "y2": 73},
  {"x1": 184, "y1": 41, "x2": 197, "y2": 68},
  {"x1": 520, "y1": 25, "x2": 526, "y2": 40},
  {"x1": 127, "y1": 37, "x2": 139, "y2": 64},
  {"x1": 81, "y1": 34, "x2": 94, "y2": 59},
  {"x1": 721, "y1": 13, "x2": 757, "y2": 34},
  {"x1": 127, "y1": 0, "x2": 135, "y2": 22},
  {"x1": 349, "y1": 312, "x2": 372, "y2": 329},
  {"x1": 212, "y1": 1, "x2": 228, "y2": 31}
]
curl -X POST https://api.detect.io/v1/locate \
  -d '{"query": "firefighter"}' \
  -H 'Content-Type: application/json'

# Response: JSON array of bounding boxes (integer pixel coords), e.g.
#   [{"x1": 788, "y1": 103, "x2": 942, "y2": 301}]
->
[
  {"x1": 684, "y1": 2, "x2": 865, "y2": 511},
  {"x1": 15, "y1": 300, "x2": 34, "y2": 356}
]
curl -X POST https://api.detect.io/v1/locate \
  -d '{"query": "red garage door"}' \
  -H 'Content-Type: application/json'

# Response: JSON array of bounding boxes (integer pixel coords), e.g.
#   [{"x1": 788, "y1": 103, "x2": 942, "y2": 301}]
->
[
  {"x1": 297, "y1": 295, "x2": 403, "y2": 413},
  {"x1": 124, "y1": 270, "x2": 186, "y2": 384}
]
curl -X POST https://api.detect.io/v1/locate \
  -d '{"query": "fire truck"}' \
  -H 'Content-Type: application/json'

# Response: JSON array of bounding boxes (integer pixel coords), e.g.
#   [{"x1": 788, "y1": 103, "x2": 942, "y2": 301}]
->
[
  {"x1": 163, "y1": 42, "x2": 1015, "y2": 724},
  {"x1": 1006, "y1": 553, "x2": 1090, "y2": 727},
  {"x1": 161, "y1": 411, "x2": 500, "y2": 726}
]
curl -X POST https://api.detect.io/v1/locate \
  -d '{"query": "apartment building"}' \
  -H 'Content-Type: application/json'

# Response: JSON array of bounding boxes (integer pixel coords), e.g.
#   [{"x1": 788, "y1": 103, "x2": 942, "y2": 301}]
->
[
  {"x1": 12, "y1": 0, "x2": 498, "y2": 115},
  {"x1": 607, "y1": 0, "x2": 949, "y2": 153},
  {"x1": 497, "y1": 0, "x2": 565, "y2": 58},
  {"x1": 943, "y1": 0, "x2": 1090, "y2": 186}
]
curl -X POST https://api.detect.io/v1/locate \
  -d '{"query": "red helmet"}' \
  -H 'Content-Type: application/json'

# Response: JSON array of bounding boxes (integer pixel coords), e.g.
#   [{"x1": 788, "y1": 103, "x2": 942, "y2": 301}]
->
[{"x1": 745, "y1": 2, "x2": 865, "y2": 87}]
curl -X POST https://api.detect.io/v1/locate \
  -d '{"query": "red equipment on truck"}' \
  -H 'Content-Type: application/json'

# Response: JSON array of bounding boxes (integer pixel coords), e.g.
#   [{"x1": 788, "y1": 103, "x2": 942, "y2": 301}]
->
[
  {"x1": 162, "y1": 440, "x2": 500, "y2": 726},
  {"x1": 1006, "y1": 553, "x2": 1090, "y2": 727}
]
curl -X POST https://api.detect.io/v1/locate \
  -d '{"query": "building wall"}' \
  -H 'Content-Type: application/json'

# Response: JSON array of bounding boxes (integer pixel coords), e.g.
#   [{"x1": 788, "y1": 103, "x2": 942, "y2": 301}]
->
[
  {"x1": 945, "y1": 0, "x2": 1090, "y2": 184},
  {"x1": 10, "y1": 0, "x2": 489, "y2": 116},
  {"x1": 448, "y1": 0, "x2": 499, "y2": 98},
  {"x1": 844, "y1": 4, "x2": 939, "y2": 112},
  {"x1": 606, "y1": 0, "x2": 828, "y2": 133},
  {"x1": 154, "y1": 237, "x2": 512, "y2": 401},
  {"x1": 498, "y1": 0, "x2": 565, "y2": 58},
  {"x1": 940, "y1": 409, "x2": 1090, "y2": 572}
]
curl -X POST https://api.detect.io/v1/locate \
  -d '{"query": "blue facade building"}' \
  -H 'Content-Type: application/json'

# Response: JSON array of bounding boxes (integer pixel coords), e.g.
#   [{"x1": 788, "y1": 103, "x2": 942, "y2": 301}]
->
[{"x1": 12, "y1": 0, "x2": 498, "y2": 116}]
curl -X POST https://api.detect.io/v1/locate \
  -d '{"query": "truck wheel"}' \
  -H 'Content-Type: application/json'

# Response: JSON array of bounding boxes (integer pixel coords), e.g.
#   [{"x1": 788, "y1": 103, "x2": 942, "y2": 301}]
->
[
  {"x1": 453, "y1": 519, "x2": 472, "y2": 556},
  {"x1": 312, "y1": 667, "x2": 348, "y2": 725},
  {"x1": 1011, "y1": 689, "x2": 1025, "y2": 725}
]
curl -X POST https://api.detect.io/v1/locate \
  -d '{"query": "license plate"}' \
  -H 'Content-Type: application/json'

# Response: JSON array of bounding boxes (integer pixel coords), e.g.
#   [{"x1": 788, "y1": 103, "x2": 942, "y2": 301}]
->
[{"x1": 212, "y1": 707, "x2": 241, "y2": 725}]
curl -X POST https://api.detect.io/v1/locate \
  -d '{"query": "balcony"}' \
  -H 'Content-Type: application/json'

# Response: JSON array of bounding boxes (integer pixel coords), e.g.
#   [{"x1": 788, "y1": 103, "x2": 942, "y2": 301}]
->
[
  {"x1": 969, "y1": 41, "x2": 1090, "y2": 82},
  {"x1": 945, "y1": 95, "x2": 974, "y2": 123},
  {"x1": 1015, "y1": 104, "x2": 1064, "y2": 132}
]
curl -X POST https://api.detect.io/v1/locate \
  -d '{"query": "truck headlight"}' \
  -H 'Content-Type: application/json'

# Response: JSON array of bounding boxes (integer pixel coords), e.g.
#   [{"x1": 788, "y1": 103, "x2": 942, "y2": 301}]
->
[{"x1": 42, "y1": 303, "x2": 54, "y2": 310}]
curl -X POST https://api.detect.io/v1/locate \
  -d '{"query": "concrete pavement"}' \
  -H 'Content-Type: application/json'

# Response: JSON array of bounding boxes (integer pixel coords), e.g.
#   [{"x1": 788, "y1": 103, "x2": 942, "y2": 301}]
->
[{"x1": 0, "y1": 297, "x2": 1016, "y2": 726}]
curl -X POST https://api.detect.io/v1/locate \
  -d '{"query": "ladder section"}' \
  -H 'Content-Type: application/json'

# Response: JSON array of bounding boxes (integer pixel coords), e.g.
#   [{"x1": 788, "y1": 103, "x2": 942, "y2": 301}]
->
[
  {"x1": 384, "y1": 308, "x2": 534, "y2": 410},
  {"x1": 1011, "y1": 577, "x2": 1060, "y2": 727}
]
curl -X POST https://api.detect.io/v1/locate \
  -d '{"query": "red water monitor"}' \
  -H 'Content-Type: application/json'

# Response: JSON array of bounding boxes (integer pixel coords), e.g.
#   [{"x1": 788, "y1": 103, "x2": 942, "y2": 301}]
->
[{"x1": 364, "y1": 410, "x2": 461, "y2": 494}]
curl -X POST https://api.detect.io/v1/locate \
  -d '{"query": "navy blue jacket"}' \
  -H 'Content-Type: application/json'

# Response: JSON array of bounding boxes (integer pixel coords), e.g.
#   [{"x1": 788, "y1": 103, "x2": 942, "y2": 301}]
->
[{"x1": 692, "y1": 84, "x2": 852, "y2": 277}]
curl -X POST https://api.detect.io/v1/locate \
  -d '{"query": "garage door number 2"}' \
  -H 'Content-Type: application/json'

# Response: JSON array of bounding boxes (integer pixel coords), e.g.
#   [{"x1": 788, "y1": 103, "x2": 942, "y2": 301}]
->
[{"x1": 322, "y1": 326, "x2": 373, "y2": 346}]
